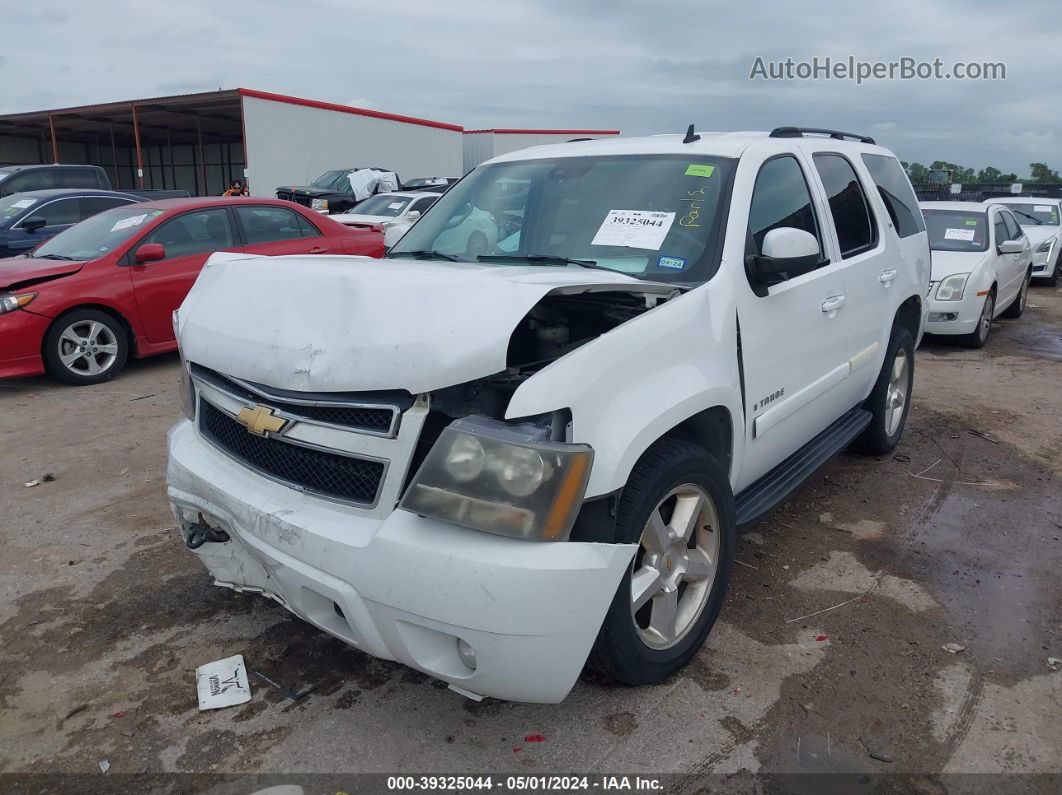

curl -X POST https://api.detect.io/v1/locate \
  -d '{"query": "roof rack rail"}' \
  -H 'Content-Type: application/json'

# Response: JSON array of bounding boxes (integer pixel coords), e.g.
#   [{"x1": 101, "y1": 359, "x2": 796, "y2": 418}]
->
[{"x1": 769, "y1": 126, "x2": 876, "y2": 145}]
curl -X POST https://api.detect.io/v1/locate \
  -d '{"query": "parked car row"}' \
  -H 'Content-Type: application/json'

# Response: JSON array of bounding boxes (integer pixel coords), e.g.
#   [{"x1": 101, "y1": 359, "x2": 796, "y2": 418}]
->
[{"x1": 920, "y1": 196, "x2": 1061, "y2": 347}]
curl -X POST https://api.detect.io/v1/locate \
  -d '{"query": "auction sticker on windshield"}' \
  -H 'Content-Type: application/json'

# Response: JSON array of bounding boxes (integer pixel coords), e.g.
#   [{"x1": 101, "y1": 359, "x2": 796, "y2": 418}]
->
[
  {"x1": 944, "y1": 228, "x2": 976, "y2": 241},
  {"x1": 591, "y1": 210, "x2": 675, "y2": 250},
  {"x1": 110, "y1": 213, "x2": 148, "y2": 232},
  {"x1": 11, "y1": 199, "x2": 36, "y2": 209}
]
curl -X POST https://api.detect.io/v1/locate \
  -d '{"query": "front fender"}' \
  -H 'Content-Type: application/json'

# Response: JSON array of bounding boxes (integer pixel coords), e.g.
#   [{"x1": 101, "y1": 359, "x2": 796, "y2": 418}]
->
[{"x1": 505, "y1": 281, "x2": 744, "y2": 498}]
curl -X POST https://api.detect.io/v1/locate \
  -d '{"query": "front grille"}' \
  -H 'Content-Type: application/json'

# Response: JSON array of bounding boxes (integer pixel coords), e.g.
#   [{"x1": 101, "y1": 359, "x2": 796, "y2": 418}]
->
[
  {"x1": 191, "y1": 364, "x2": 402, "y2": 436},
  {"x1": 276, "y1": 191, "x2": 313, "y2": 207},
  {"x1": 199, "y1": 400, "x2": 385, "y2": 505}
]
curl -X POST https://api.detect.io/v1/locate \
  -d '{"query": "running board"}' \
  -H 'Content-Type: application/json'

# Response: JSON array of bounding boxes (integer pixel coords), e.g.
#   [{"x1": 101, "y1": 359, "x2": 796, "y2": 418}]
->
[{"x1": 735, "y1": 408, "x2": 872, "y2": 528}]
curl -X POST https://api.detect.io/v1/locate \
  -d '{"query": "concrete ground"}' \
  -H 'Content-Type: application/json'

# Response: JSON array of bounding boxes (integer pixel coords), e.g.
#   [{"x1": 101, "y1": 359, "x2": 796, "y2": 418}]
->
[{"x1": 1, "y1": 285, "x2": 1060, "y2": 788}]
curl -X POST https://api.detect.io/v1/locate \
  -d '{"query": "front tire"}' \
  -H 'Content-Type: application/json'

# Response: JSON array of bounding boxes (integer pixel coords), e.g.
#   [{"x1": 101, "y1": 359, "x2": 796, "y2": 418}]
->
[
  {"x1": 588, "y1": 439, "x2": 735, "y2": 685},
  {"x1": 958, "y1": 291, "x2": 994, "y2": 349},
  {"x1": 1000, "y1": 270, "x2": 1030, "y2": 318},
  {"x1": 43, "y1": 309, "x2": 129, "y2": 385},
  {"x1": 853, "y1": 324, "x2": 915, "y2": 455}
]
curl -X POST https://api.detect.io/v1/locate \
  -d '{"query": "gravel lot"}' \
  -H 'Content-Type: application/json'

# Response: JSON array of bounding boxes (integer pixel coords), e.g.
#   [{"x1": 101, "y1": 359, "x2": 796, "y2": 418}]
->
[{"x1": 1, "y1": 286, "x2": 1060, "y2": 787}]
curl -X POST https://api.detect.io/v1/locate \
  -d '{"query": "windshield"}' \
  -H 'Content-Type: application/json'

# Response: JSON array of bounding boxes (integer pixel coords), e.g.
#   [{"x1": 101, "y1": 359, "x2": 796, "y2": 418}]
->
[
  {"x1": 388, "y1": 154, "x2": 735, "y2": 284},
  {"x1": 995, "y1": 202, "x2": 1059, "y2": 226},
  {"x1": 0, "y1": 194, "x2": 38, "y2": 226},
  {"x1": 310, "y1": 170, "x2": 345, "y2": 189},
  {"x1": 34, "y1": 206, "x2": 162, "y2": 261},
  {"x1": 348, "y1": 194, "x2": 412, "y2": 217},
  {"x1": 923, "y1": 210, "x2": 989, "y2": 252}
]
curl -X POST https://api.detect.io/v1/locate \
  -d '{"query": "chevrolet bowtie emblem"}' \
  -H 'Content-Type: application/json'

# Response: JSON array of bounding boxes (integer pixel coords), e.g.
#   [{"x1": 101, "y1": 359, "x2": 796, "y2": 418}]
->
[{"x1": 236, "y1": 405, "x2": 286, "y2": 437}]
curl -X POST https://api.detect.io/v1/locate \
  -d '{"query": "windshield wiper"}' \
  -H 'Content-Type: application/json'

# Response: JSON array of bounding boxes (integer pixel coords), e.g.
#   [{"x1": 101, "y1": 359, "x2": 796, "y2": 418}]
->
[
  {"x1": 1011, "y1": 209, "x2": 1043, "y2": 225},
  {"x1": 393, "y1": 249, "x2": 460, "y2": 262},
  {"x1": 36, "y1": 254, "x2": 78, "y2": 261},
  {"x1": 477, "y1": 253, "x2": 612, "y2": 271}
]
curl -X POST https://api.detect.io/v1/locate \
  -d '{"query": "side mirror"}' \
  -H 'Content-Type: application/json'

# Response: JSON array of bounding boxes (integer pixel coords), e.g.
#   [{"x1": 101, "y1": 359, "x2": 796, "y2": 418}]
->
[
  {"x1": 997, "y1": 239, "x2": 1024, "y2": 255},
  {"x1": 747, "y1": 227, "x2": 824, "y2": 286},
  {"x1": 405, "y1": 210, "x2": 421, "y2": 222},
  {"x1": 134, "y1": 243, "x2": 166, "y2": 264},
  {"x1": 22, "y1": 216, "x2": 46, "y2": 233}
]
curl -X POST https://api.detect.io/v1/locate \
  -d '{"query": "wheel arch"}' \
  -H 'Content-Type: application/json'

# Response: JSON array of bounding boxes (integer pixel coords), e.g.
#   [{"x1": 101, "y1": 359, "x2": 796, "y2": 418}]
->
[
  {"x1": 42, "y1": 303, "x2": 139, "y2": 358},
  {"x1": 660, "y1": 405, "x2": 734, "y2": 479},
  {"x1": 893, "y1": 294, "x2": 922, "y2": 342}
]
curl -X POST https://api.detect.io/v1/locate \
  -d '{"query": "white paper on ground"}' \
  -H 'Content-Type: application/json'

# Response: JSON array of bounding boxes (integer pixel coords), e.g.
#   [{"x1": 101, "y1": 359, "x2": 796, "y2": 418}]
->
[
  {"x1": 111, "y1": 214, "x2": 148, "y2": 232},
  {"x1": 943, "y1": 228, "x2": 975, "y2": 242},
  {"x1": 196, "y1": 654, "x2": 252, "y2": 710},
  {"x1": 591, "y1": 210, "x2": 675, "y2": 250}
]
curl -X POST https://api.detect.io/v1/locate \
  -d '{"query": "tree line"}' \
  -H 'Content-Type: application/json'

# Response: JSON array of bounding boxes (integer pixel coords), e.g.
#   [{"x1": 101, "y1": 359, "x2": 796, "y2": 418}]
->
[{"x1": 902, "y1": 161, "x2": 1061, "y2": 185}]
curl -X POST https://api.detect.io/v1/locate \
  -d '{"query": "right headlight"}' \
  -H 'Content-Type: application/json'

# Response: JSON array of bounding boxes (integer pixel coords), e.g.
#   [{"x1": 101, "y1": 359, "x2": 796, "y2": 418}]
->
[
  {"x1": 1036, "y1": 238, "x2": 1054, "y2": 254},
  {"x1": 399, "y1": 416, "x2": 593, "y2": 541},
  {"x1": 935, "y1": 273, "x2": 969, "y2": 301}
]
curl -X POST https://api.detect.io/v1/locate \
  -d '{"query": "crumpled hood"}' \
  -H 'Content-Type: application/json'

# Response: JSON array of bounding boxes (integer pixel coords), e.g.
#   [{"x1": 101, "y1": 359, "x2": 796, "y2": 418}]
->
[
  {"x1": 930, "y1": 250, "x2": 989, "y2": 280},
  {"x1": 177, "y1": 253, "x2": 676, "y2": 393},
  {"x1": 0, "y1": 256, "x2": 85, "y2": 290}
]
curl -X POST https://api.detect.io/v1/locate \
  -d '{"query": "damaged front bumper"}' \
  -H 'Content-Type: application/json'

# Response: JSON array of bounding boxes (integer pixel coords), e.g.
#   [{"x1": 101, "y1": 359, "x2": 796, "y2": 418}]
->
[{"x1": 167, "y1": 419, "x2": 636, "y2": 703}]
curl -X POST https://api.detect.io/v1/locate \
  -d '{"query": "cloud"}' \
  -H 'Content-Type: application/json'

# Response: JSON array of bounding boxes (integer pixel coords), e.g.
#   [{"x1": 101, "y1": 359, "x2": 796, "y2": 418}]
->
[{"x1": 0, "y1": 0, "x2": 1058, "y2": 174}]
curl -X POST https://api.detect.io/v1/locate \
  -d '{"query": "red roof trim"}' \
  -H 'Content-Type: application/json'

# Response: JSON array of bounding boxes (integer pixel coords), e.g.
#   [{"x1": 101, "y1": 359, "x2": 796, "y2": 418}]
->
[
  {"x1": 463, "y1": 128, "x2": 620, "y2": 135},
  {"x1": 238, "y1": 88, "x2": 463, "y2": 132}
]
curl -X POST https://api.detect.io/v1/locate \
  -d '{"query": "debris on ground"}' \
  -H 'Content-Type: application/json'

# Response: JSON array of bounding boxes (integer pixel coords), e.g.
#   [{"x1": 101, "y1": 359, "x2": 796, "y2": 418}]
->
[
  {"x1": 41, "y1": 472, "x2": 55, "y2": 482},
  {"x1": 249, "y1": 668, "x2": 318, "y2": 701},
  {"x1": 1049, "y1": 657, "x2": 1061, "y2": 671},
  {"x1": 815, "y1": 635, "x2": 829, "y2": 642},
  {"x1": 196, "y1": 654, "x2": 252, "y2": 710},
  {"x1": 524, "y1": 733, "x2": 546, "y2": 743},
  {"x1": 98, "y1": 760, "x2": 110, "y2": 774},
  {"x1": 942, "y1": 643, "x2": 967, "y2": 654},
  {"x1": 23, "y1": 480, "x2": 39, "y2": 488},
  {"x1": 868, "y1": 750, "x2": 893, "y2": 763}
]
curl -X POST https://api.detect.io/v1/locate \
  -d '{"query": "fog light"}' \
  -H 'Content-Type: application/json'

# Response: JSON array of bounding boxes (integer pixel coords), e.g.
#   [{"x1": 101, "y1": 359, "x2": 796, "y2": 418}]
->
[
  {"x1": 928, "y1": 312, "x2": 958, "y2": 322},
  {"x1": 457, "y1": 638, "x2": 477, "y2": 670}
]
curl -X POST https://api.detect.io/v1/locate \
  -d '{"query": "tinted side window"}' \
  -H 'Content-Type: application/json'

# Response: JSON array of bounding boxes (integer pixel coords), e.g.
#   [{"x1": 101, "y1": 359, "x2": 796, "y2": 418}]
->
[
  {"x1": 145, "y1": 209, "x2": 235, "y2": 259},
  {"x1": 747, "y1": 156, "x2": 823, "y2": 257},
  {"x1": 861, "y1": 154, "x2": 926, "y2": 238},
  {"x1": 9, "y1": 170, "x2": 55, "y2": 192},
  {"x1": 29, "y1": 197, "x2": 81, "y2": 227},
  {"x1": 411, "y1": 197, "x2": 437, "y2": 213},
  {"x1": 79, "y1": 196, "x2": 136, "y2": 217},
  {"x1": 1001, "y1": 211, "x2": 1022, "y2": 240},
  {"x1": 993, "y1": 215, "x2": 1008, "y2": 246},
  {"x1": 60, "y1": 169, "x2": 102, "y2": 189},
  {"x1": 813, "y1": 153, "x2": 876, "y2": 258},
  {"x1": 294, "y1": 213, "x2": 320, "y2": 238},
  {"x1": 236, "y1": 206, "x2": 305, "y2": 244}
]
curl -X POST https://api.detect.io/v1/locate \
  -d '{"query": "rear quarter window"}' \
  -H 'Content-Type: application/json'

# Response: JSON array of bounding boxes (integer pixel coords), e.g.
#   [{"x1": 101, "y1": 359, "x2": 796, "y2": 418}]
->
[{"x1": 861, "y1": 154, "x2": 926, "y2": 238}]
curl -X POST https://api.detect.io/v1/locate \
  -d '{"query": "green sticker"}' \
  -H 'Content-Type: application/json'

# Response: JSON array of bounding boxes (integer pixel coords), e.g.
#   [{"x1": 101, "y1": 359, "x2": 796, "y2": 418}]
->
[
  {"x1": 965, "y1": 219, "x2": 977, "y2": 226},
  {"x1": 685, "y1": 164, "x2": 715, "y2": 178},
  {"x1": 151, "y1": 210, "x2": 164, "y2": 216}
]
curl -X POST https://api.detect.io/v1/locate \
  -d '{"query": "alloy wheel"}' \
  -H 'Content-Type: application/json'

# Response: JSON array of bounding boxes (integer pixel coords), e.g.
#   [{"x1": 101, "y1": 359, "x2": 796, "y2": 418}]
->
[
  {"x1": 57, "y1": 320, "x2": 119, "y2": 377},
  {"x1": 978, "y1": 294, "x2": 994, "y2": 344},
  {"x1": 630, "y1": 484, "x2": 721, "y2": 650},
  {"x1": 885, "y1": 349, "x2": 909, "y2": 436}
]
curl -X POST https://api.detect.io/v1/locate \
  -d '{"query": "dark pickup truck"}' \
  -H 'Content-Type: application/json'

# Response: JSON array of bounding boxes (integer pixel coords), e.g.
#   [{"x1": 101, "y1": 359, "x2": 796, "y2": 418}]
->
[
  {"x1": 275, "y1": 167, "x2": 401, "y2": 215},
  {"x1": 0, "y1": 164, "x2": 190, "y2": 201}
]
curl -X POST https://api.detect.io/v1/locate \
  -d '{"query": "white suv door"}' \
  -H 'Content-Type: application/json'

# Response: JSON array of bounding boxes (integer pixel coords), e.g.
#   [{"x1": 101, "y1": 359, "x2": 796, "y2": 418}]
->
[
  {"x1": 805, "y1": 150, "x2": 890, "y2": 403},
  {"x1": 733, "y1": 153, "x2": 856, "y2": 488}
]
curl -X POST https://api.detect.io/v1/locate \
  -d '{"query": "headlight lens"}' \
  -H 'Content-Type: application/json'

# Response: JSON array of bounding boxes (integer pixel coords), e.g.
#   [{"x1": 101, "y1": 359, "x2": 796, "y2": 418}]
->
[
  {"x1": 935, "y1": 273, "x2": 969, "y2": 301},
  {"x1": 400, "y1": 416, "x2": 593, "y2": 541},
  {"x1": 172, "y1": 309, "x2": 196, "y2": 421},
  {"x1": 1036, "y1": 239, "x2": 1054, "y2": 254},
  {"x1": 0, "y1": 292, "x2": 37, "y2": 314},
  {"x1": 311, "y1": 198, "x2": 329, "y2": 212}
]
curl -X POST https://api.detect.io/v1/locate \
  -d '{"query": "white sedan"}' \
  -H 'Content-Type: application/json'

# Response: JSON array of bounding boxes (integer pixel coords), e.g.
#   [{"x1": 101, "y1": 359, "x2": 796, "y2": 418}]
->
[
  {"x1": 920, "y1": 201, "x2": 1032, "y2": 348},
  {"x1": 333, "y1": 191, "x2": 441, "y2": 237},
  {"x1": 983, "y1": 197, "x2": 1062, "y2": 286}
]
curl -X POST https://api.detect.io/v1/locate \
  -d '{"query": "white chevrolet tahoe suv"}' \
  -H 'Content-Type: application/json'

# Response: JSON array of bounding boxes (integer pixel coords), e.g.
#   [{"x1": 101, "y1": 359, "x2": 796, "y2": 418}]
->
[{"x1": 168, "y1": 126, "x2": 929, "y2": 703}]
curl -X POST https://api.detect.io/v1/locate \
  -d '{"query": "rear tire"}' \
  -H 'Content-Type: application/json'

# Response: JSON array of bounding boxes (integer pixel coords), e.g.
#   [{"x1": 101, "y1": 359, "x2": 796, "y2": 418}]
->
[
  {"x1": 957, "y1": 291, "x2": 994, "y2": 349},
  {"x1": 588, "y1": 439, "x2": 735, "y2": 685},
  {"x1": 43, "y1": 309, "x2": 129, "y2": 385},
  {"x1": 852, "y1": 324, "x2": 914, "y2": 455},
  {"x1": 1000, "y1": 270, "x2": 1030, "y2": 318}
]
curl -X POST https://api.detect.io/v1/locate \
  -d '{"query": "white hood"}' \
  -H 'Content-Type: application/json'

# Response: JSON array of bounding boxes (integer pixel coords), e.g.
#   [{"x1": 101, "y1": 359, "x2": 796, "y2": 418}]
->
[
  {"x1": 1021, "y1": 225, "x2": 1058, "y2": 247},
  {"x1": 177, "y1": 254, "x2": 675, "y2": 393},
  {"x1": 930, "y1": 249, "x2": 990, "y2": 280}
]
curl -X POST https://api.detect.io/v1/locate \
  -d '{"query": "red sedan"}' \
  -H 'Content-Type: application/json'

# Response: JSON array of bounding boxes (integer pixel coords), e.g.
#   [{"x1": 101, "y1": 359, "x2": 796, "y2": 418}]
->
[{"x1": 0, "y1": 197, "x2": 383, "y2": 384}]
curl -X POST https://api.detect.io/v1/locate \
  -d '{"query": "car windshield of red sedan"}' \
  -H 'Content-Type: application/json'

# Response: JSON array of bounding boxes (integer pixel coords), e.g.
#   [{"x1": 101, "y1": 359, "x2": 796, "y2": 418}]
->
[{"x1": 33, "y1": 206, "x2": 163, "y2": 261}]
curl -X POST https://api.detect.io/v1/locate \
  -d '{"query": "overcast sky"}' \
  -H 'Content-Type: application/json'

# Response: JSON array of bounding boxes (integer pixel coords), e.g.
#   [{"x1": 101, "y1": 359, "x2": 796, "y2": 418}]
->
[{"x1": 4, "y1": 0, "x2": 1059, "y2": 176}]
